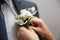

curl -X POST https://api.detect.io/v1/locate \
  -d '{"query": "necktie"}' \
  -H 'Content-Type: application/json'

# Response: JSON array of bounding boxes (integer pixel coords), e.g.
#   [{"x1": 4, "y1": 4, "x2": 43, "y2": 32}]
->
[
  {"x1": 0, "y1": 4, "x2": 8, "y2": 40},
  {"x1": 12, "y1": 0, "x2": 20, "y2": 15}
]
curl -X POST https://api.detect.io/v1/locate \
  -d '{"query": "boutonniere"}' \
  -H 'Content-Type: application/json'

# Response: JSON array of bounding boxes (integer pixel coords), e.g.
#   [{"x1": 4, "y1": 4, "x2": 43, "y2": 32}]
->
[{"x1": 15, "y1": 6, "x2": 37, "y2": 28}]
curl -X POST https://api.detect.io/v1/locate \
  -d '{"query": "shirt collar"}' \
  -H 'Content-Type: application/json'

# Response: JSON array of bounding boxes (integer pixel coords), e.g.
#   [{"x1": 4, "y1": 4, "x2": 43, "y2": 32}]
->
[
  {"x1": 4, "y1": 0, "x2": 17, "y2": 16},
  {"x1": 4, "y1": 0, "x2": 11, "y2": 5}
]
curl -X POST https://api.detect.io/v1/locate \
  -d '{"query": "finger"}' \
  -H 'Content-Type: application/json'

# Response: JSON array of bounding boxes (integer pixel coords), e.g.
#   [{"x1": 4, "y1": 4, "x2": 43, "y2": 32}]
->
[
  {"x1": 30, "y1": 17, "x2": 48, "y2": 29},
  {"x1": 28, "y1": 26, "x2": 35, "y2": 32},
  {"x1": 20, "y1": 27, "x2": 30, "y2": 35},
  {"x1": 28, "y1": 26, "x2": 33, "y2": 31},
  {"x1": 19, "y1": 27, "x2": 29, "y2": 32},
  {"x1": 17, "y1": 31, "x2": 20, "y2": 37},
  {"x1": 30, "y1": 17, "x2": 43, "y2": 26},
  {"x1": 17, "y1": 31, "x2": 23, "y2": 40},
  {"x1": 20, "y1": 27, "x2": 31, "y2": 40},
  {"x1": 31, "y1": 27, "x2": 44, "y2": 35}
]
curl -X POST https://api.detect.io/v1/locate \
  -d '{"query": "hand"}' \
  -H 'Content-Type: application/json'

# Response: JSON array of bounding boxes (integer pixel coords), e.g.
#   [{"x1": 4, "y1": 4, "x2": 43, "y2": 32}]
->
[
  {"x1": 17, "y1": 27, "x2": 39, "y2": 40},
  {"x1": 30, "y1": 17, "x2": 55, "y2": 40}
]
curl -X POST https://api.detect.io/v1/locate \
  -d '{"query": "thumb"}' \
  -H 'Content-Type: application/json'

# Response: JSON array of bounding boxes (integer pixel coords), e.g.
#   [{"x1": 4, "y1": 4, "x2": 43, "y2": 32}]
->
[
  {"x1": 28, "y1": 26, "x2": 35, "y2": 31},
  {"x1": 31, "y1": 27, "x2": 44, "y2": 35},
  {"x1": 30, "y1": 17, "x2": 45, "y2": 27},
  {"x1": 20, "y1": 27, "x2": 29, "y2": 33}
]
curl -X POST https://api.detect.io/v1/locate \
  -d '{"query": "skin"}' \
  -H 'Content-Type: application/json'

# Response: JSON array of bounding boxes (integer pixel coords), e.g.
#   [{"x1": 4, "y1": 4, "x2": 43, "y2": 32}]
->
[{"x1": 17, "y1": 17, "x2": 55, "y2": 40}]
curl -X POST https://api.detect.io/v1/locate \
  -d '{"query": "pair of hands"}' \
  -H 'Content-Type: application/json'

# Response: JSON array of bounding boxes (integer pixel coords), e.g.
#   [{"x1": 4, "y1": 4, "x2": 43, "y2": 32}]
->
[{"x1": 17, "y1": 17, "x2": 55, "y2": 40}]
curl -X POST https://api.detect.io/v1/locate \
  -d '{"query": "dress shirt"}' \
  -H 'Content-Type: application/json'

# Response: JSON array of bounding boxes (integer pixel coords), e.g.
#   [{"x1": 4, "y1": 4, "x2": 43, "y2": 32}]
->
[{"x1": 1, "y1": 0, "x2": 18, "y2": 40}]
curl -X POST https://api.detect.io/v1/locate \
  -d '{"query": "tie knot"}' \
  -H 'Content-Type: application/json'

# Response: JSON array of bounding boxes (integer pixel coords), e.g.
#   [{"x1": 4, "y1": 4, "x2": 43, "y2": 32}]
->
[{"x1": 0, "y1": 0, "x2": 6, "y2": 4}]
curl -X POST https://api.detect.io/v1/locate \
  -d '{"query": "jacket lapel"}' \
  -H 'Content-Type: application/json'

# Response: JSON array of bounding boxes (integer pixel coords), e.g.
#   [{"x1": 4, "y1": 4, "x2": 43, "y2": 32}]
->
[
  {"x1": 12, "y1": 0, "x2": 39, "y2": 17},
  {"x1": 0, "y1": 4, "x2": 8, "y2": 40}
]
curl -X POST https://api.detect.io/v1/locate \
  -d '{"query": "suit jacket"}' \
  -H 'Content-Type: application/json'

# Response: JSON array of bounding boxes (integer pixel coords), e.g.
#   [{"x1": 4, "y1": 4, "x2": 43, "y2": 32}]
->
[
  {"x1": 0, "y1": 4, "x2": 8, "y2": 40},
  {"x1": 13, "y1": 0, "x2": 39, "y2": 17},
  {"x1": 0, "y1": 0, "x2": 40, "y2": 40}
]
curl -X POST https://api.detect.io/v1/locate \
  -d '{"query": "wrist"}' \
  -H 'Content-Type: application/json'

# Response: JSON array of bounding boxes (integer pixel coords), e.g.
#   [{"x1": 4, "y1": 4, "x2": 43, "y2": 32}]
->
[{"x1": 44, "y1": 31, "x2": 55, "y2": 40}]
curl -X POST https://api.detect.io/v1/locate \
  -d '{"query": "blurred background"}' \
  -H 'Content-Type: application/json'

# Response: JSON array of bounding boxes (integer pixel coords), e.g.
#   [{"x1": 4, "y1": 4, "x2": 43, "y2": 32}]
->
[{"x1": 24, "y1": 0, "x2": 60, "y2": 40}]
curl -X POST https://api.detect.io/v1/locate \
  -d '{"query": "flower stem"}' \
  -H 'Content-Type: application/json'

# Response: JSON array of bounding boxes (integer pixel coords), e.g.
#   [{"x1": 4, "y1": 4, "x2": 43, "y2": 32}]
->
[{"x1": 24, "y1": 18, "x2": 31, "y2": 28}]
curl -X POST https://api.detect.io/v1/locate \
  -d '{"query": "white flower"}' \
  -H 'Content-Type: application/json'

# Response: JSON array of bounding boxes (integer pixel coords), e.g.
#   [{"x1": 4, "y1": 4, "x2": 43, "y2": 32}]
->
[
  {"x1": 15, "y1": 15, "x2": 28, "y2": 25},
  {"x1": 20, "y1": 9, "x2": 33, "y2": 20},
  {"x1": 28, "y1": 6, "x2": 35, "y2": 13},
  {"x1": 16, "y1": 19, "x2": 24, "y2": 25},
  {"x1": 31, "y1": 7, "x2": 35, "y2": 12}
]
